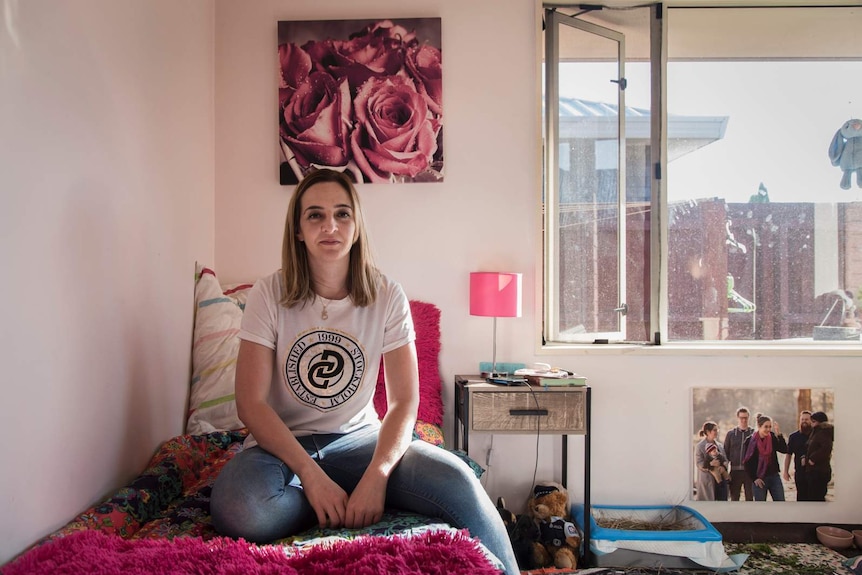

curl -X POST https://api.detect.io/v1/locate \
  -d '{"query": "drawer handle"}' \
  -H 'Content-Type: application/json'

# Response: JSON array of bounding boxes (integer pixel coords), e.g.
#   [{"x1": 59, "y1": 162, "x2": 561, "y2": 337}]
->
[{"x1": 509, "y1": 409, "x2": 549, "y2": 416}]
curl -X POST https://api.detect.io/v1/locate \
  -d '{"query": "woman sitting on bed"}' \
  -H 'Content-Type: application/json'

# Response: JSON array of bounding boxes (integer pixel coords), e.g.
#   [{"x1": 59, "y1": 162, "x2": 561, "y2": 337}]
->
[{"x1": 210, "y1": 168, "x2": 519, "y2": 575}]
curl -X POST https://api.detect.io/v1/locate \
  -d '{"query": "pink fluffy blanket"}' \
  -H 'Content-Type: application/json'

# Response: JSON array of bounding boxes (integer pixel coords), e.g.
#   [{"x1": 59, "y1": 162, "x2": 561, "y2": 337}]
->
[{"x1": 2, "y1": 529, "x2": 502, "y2": 575}]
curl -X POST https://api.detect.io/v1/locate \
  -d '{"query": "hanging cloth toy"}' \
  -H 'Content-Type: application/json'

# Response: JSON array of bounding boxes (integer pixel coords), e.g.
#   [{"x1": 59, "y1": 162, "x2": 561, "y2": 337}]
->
[{"x1": 828, "y1": 118, "x2": 862, "y2": 189}]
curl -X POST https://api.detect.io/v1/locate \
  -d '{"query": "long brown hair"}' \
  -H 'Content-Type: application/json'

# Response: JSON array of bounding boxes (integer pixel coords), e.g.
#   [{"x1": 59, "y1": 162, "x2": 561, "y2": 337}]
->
[{"x1": 280, "y1": 169, "x2": 379, "y2": 308}]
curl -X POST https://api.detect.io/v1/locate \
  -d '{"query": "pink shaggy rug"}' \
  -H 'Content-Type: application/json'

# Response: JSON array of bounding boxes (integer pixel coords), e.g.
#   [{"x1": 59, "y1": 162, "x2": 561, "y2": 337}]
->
[{"x1": 2, "y1": 529, "x2": 502, "y2": 575}]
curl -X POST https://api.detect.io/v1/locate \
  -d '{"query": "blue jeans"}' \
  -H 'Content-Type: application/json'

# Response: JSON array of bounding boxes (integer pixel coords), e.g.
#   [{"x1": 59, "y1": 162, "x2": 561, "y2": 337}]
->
[
  {"x1": 753, "y1": 473, "x2": 785, "y2": 501},
  {"x1": 210, "y1": 426, "x2": 519, "y2": 575}
]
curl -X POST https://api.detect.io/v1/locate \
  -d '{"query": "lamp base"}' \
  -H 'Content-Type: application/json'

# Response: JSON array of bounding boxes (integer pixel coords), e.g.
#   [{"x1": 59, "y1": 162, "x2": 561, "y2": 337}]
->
[{"x1": 481, "y1": 370, "x2": 509, "y2": 379}]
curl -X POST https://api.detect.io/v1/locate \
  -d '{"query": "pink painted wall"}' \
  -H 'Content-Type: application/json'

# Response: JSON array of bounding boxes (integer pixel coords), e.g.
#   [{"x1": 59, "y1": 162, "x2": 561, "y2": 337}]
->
[{"x1": 0, "y1": 0, "x2": 215, "y2": 563}]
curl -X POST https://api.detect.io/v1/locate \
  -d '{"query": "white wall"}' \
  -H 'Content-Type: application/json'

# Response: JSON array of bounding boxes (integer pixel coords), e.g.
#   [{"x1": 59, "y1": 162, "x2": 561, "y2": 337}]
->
[
  {"x1": 215, "y1": 0, "x2": 862, "y2": 528},
  {"x1": 0, "y1": 0, "x2": 214, "y2": 564}
]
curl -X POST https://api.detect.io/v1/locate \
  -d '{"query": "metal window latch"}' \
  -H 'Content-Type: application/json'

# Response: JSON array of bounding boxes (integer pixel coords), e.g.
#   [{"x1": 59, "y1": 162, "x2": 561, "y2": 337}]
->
[
  {"x1": 611, "y1": 77, "x2": 627, "y2": 90},
  {"x1": 614, "y1": 303, "x2": 628, "y2": 316}
]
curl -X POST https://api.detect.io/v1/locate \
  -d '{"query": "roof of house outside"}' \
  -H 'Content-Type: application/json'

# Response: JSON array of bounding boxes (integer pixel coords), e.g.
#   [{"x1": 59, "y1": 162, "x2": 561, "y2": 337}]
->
[{"x1": 554, "y1": 96, "x2": 729, "y2": 160}]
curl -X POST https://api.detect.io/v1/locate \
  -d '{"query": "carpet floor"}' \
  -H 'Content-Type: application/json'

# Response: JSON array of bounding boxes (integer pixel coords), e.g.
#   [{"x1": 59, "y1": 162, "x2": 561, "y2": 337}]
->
[{"x1": 526, "y1": 542, "x2": 857, "y2": 574}]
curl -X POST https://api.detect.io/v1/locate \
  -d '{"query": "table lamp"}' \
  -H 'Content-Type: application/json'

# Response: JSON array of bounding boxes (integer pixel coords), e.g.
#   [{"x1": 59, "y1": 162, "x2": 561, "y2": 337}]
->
[{"x1": 470, "y1": 272, "x2": 522, "y2": 378}]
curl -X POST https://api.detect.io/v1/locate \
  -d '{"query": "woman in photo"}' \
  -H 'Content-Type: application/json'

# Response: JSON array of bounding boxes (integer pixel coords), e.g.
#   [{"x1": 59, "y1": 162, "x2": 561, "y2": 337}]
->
[
  {"x1": 695, "y1": 421, "x2": 729, "y2": 501},
  {"x1": 743, "y1": 413, "x2": 788, "y2": 501},
  {"x1": 209, "y1": 169, "x2": 519, "y2": 574}
]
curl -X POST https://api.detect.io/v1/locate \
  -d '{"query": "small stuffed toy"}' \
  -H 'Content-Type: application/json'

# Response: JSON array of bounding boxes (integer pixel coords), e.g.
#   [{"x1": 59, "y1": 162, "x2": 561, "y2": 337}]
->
[
  {"x1": 525, "y1": 482, "x2": 581, "y2": 570},
  {"x1": 828, "y1": 118, "x2": 862, "y2": 189}
]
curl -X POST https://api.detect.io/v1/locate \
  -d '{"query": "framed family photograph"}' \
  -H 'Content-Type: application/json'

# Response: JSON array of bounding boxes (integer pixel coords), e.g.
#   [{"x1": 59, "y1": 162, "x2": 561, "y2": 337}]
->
[{"x1": 278, "y1": 18, "x2": 443, "y2": 185}]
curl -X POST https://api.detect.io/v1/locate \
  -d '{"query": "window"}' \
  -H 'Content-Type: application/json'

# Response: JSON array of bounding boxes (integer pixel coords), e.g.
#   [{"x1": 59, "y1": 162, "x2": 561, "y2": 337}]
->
[{"x1": 543, "y1": 4, "x2": 862, "y2": 345}]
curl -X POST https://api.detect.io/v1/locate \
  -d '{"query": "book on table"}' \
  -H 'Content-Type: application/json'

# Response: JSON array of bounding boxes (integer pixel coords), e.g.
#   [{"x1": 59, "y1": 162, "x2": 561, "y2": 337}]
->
[{"x1": 524, "y1": 373, "x2": 587, "y2": 387}]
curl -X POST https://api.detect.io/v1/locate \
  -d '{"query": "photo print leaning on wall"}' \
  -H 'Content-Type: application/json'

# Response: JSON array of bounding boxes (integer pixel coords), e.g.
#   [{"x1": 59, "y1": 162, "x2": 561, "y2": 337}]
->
[
  {"x1": 691, "y1": 387, "x2": 835, "y2": 503},
  {"x1": 278, "y1": 18, "x2": 443, "y2": 185}
]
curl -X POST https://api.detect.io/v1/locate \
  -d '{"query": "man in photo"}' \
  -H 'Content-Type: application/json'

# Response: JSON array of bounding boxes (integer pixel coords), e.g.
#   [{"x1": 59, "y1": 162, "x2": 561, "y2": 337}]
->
[
  {"x1": 804, "y1": 411, "x2": 834, "y2": 502},
  {"x1": 723, "y1": 407, "x2": 754, "y2": 501},
  {"x1": 783, "y1": 410, "x2": 813, "y2": 501}
]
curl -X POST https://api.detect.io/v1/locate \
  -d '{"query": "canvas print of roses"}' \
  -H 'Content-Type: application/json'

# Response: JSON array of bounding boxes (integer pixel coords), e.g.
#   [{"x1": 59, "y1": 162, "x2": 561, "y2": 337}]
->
[{"x1": 278, "y1": 18, "x2": 443, "y2": 185}]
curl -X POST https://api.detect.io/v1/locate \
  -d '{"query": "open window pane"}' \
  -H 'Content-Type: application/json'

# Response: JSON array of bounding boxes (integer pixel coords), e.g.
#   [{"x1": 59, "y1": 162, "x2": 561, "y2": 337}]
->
[{"x1": 544, "y1": 7, "x2": 652, "y2": 344}]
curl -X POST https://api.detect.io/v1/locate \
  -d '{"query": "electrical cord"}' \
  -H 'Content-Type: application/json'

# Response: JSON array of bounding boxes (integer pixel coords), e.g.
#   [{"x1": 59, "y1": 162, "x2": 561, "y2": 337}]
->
[
  {"x1": 514, "y1": 381, "x2": 543, "y2": 501},
  {"x1": 480, "y1": 435, "x2": 494, "y2": 489}
]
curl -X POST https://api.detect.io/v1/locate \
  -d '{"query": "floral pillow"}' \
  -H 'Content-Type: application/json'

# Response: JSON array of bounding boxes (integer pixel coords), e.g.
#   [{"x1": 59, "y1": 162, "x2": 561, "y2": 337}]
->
[{"x1": 187, "y1": 265, "x2": 253, "y2": 435}]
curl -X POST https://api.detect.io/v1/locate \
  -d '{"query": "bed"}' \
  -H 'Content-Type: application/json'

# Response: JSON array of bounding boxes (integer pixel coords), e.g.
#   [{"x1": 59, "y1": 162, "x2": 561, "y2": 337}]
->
[{"x1": 2, "y1": 266, "x2": 503, "y2": 575}]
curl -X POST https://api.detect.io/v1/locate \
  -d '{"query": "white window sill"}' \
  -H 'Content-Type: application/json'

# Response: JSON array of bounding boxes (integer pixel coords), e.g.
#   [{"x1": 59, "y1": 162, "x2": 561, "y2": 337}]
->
[{"x1": 540, "y1": 339, "x2": 861, "y2": 357}]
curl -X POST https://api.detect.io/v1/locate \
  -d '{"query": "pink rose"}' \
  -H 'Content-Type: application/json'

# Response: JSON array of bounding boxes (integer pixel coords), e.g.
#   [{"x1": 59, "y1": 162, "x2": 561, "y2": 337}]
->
[
  {"x1": 278, "y1": 43, "x2": 311, "y2": 107},
  {"x1": 350, "y1": 76, "x2": 441, "y2": 183},
  {"x1": 303, "y1": 20, "x2": 417, "y2": 93},
  {"x1": 406, "y1": 43, "x2": 442, "y2": 116},
  {"x1": 280, "y1": 71, "x2": 352, "y2": 173},
  {"x1": 362, "y1": 20, "x2": 418, "y2": 47}
]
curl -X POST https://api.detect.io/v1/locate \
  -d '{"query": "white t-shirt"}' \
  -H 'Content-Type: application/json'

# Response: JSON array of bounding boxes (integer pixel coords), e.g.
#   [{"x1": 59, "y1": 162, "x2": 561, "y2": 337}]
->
[{"x1": 238, "y1": 270, "x2": 414, "y2": 445}]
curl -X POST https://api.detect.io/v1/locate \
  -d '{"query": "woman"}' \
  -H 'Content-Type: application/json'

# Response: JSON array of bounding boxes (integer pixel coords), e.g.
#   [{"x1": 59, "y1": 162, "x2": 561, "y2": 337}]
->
[
  {"x1": 209, "y1": 169, "x2": 519, "y2": 574},
  {"x1": 742, "y1": 413, "x2": 788, "y2": 501},
  {"x1": 695, "y1": 421, "x2": 729, "y2": 501}
]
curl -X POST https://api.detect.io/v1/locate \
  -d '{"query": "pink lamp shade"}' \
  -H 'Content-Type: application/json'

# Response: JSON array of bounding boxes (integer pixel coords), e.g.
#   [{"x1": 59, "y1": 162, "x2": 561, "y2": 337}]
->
[{"x1": 470, "y1": 272, "x2": 522, "y2": 318}]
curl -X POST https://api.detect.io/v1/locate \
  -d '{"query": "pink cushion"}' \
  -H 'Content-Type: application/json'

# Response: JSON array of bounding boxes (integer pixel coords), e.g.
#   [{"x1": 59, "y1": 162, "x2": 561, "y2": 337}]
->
[{"x1": 374, "y1": 300, "x2": 444, "y2": 426}]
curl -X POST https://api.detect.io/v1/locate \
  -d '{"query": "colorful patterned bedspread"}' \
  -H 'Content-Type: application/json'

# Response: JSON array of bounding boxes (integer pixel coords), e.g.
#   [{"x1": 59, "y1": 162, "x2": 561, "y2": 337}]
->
[{"x1": 37, "y1": 422, "x2": 467, "y2": 550}]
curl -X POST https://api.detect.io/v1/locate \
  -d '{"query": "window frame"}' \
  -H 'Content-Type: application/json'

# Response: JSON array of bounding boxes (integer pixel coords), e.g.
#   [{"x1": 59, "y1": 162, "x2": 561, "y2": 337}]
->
[{"x1": 540, "y1": 2, "x2": 862, "y2": 351}]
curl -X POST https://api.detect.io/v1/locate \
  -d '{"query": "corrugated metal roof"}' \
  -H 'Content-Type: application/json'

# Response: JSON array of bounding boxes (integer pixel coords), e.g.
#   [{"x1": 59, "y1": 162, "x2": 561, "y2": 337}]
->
[{"x1": 552, "y1": 96, "x2": 728, "y2": 143}]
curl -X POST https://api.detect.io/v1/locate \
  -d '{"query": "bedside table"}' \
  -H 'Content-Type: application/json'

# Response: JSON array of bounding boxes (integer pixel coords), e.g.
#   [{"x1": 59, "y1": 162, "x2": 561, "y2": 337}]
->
[{"x1": 454, "y1": 375, "x2": 592, "y2": 564}]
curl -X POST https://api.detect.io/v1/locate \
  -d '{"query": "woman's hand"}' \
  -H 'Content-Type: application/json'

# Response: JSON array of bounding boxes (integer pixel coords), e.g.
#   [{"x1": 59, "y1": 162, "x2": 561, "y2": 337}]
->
[
  {"x1": 754, "y1": 478, "x2": 765, "y2": 488},
  {"x1": 236, "y1": 340, "x2": 349, "y2": 528},
  {"x1": 341, "y1": 342, "x2": 418, "y2": 529},
  {"x1": 301, "y1": 466, "x2": 349, "y2": 529},
  {"x1": 345, "y1": 468, "x2": 388, "y2": 528}
]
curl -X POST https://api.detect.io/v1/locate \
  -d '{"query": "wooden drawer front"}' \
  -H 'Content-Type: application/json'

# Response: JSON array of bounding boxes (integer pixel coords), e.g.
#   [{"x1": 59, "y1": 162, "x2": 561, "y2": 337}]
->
[{"x1": 471, "y1": 391, "x2": 585, "y2": 433}]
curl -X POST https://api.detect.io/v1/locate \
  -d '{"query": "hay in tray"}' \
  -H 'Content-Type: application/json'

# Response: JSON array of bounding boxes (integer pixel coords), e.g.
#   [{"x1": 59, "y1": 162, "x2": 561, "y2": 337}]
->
[{"x1": 593, "y1": 508, "x2": 692, "y2": 532}]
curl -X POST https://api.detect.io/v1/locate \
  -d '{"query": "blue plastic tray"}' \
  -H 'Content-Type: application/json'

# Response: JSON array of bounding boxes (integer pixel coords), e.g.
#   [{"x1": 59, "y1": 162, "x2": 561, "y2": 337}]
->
[{"x1": 572, "y1": 504, "x2": 722, "y2": 543}]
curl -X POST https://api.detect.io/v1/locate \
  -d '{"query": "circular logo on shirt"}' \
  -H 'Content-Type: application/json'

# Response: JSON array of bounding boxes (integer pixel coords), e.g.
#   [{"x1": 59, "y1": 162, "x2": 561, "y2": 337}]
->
[{"x1": 284, "y1": 330, "x2": 366, "y2": 410}]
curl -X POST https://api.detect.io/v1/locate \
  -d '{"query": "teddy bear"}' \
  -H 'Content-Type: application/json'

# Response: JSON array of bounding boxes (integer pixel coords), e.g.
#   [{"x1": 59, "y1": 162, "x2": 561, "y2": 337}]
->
[
  {"x1": 828, "y1": 118, "x2": 862, "y2": 189},
  {"x1": 525, "y1": 482, "x2": 581, "y2": 570}
]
